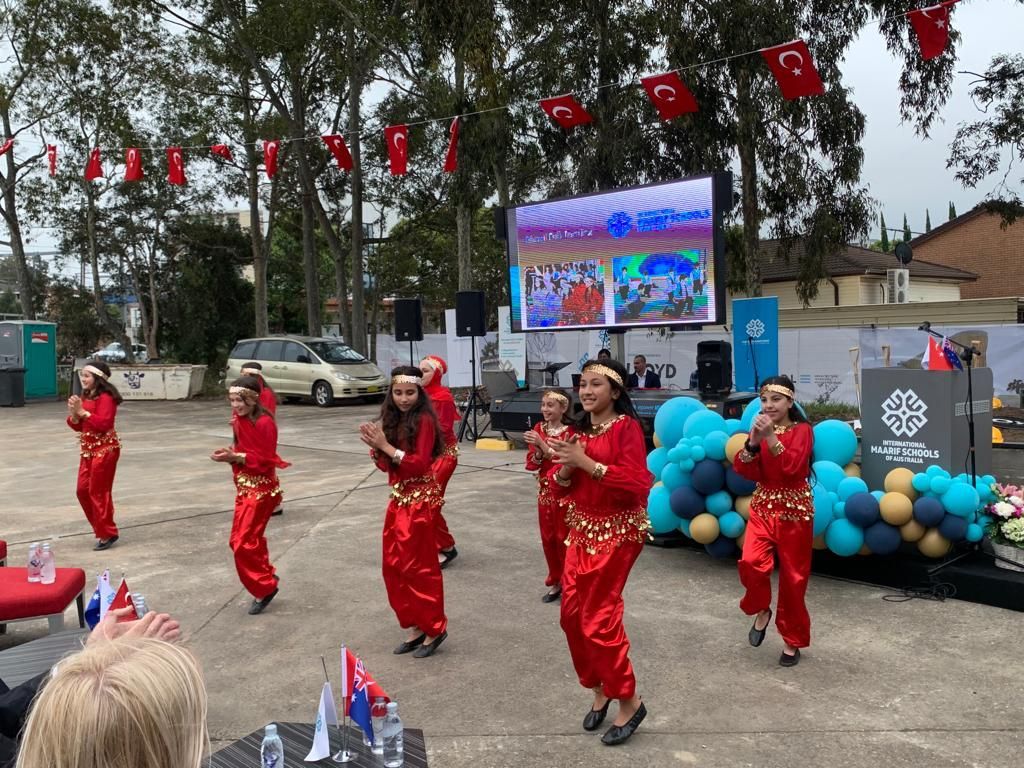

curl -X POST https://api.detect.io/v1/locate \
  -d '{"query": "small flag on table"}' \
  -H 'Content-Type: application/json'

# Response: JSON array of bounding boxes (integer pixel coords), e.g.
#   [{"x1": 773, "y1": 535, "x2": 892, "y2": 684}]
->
[
  {"x1": 349, "y1": 658, "x2": 374, "y2": 743},
  {"x1": 340, "y1": 646, "x2": 388, "y2": 715},
  {"x1": 304, "y1": 682, "x2": 339, "y2": 761}
]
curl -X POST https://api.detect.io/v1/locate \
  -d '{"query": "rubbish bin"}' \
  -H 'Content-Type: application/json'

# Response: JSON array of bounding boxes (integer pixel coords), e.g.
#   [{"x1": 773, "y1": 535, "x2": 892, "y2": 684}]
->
[{"x1": 0, "y1": 366, "x2": 27, "y2": 407}]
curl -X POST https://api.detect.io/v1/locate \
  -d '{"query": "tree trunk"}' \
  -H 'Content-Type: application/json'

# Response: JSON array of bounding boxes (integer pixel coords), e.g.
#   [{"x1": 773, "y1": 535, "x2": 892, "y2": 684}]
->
[
  {"x1": 1, "y1": 112, "x2": 33, "y2": 318},
  {"x1": 242, "y1": 81, "x2": 269, "y2": 336},
  {"x1": 347, "y1": 21, "x2": 366, "y2": 354},
  {"x1": 736, "y1": 66, "x2": 762, "y2": 298},
  {"x1": 453, "y1": 45, "x2": 473, "y2": 290},
  {"x1": 300, "y1": 191, "x2": 321, "y2": 335},
  {"x1": 84, "y1": 183, "x2": 132, "y2": 353}
]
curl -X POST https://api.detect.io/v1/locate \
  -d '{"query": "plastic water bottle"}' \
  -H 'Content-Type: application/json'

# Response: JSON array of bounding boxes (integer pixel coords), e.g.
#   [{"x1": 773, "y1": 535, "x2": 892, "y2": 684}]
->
[
  {"x1": 40, "y1": 542, "x2": 56, "y2": 585},
  {"x1": 260, "y1": 723, "x2": 284, "y2": 768},
  {"x1": 370, "y1": 697, "x2": 387, "y2": 754},
  {"x1": 381, "y1": 701, "x2": 404, "y2": 767},
  {"x1": 27, "y1": 543, "x2": 42, "y2": 582},
  {"x1": 132, "y1": 593, "x2": 149, "y2": 618}
]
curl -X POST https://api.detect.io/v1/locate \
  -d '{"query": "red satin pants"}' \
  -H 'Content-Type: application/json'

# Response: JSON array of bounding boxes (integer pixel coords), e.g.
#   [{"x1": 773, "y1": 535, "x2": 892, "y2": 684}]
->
[
  {"x1": 560, "y1": 540, "x2": 643, "y2": 700},
  {"x1": 230, "y1": 489, "x2": 279, "y2": 599},
  {"x1": 538, "y1": 498, "x2": 568, "y2": 587},
  {"x1": 738, "y1": 512, "x2": 813, "y2": 648},
  {"x1": 383, "y1": 499, "x2": 447, "y2": 637},
  {"x1": 76, "y1": 450, "x2": 120, "y2": 540},
  {"x1": 432, "y1": 453, "x2": 458, "y2": 552}
]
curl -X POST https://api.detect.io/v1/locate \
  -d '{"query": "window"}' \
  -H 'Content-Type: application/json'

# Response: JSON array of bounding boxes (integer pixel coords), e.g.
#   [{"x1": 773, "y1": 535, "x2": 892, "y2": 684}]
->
[
  {"x1": 256, "y1": 340, "x2": 284, "y2": 362},
  {"x1": 231, "y1": 340, "x2": 258, "y2": 359},
  {"x1": 307, "y1": 341, "x2": 365, "y2": 363},
  {"x1": 282, "y1": 342, "x2": 309, "y2": 363}
]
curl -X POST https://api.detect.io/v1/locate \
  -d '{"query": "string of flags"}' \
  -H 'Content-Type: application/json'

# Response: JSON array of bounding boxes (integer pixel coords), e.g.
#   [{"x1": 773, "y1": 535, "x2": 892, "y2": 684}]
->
[{"x1": 7, "y1": 1, "x2": 959, "y2": 184}]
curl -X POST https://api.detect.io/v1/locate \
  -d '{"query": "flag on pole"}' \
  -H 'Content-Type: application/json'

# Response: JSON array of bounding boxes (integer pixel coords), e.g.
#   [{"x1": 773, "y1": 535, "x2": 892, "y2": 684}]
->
[
  {"x1": 108, "y1": 578, "x2": 138, "y2": 621},
  {"x1": 941, "y1": 337, "x2": 964, "y2": 371},
  {"x1": 98, "y1": 569, "x2": 115, "y2": 621},
  {"x1": 349, "y1": 658, "x2": 374, "y2": 743},
  {"x1": 304, "y1": 682, "x2": 339, "y2": 762},
  {"x1": 442, "y1": 117, "x2": 460, "y2": 173},
  {"x1": 908, "y1": 1, "x2": 958, "y2": 61},
  {"x1": 84, "y1": 572, "x2": 106, "y2": 629},
  {"x1": 760, "y1": 40, "x2": 825, "y2": 99},
  {"x1": 640, "y1": 72, "x2": 699, "y2": 120},
  {"x1": 339, "y1": 647, "x2": 388, "y2": 716}
]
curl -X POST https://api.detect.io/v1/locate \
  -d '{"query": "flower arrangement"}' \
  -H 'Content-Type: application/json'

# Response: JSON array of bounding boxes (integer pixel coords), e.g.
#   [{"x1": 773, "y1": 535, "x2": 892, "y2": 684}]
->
[{"x1": 982, "y1": 484, "x2": 1024, "y2": 548}]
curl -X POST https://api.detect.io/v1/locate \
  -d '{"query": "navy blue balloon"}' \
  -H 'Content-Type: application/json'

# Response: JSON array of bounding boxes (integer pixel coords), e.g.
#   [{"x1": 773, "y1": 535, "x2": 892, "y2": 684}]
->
[
  {"x1": 691, "y1": 459, "x2": 726, "y2": 495},
  {"x1": 704, "y1": 535, "x2": 737, "y2": 559},
  {"x1": 725, "y1": 467, "x2": 757, "y2": 497},
  {"x1": 845, "y1": 492, "x2": 881, "y2": 528},
  {"x1": 864, "y1": 521, "x2": 902, "y2": 555},
  {"x1": 912, "y1": 496, "x2": 945, "y2": 527},
  {"x1": 669, "y1": 486, "x2": 706, "y2": 521},
  {"x1": 938, "y1": 513, "x2": 969, "y2": 542}
]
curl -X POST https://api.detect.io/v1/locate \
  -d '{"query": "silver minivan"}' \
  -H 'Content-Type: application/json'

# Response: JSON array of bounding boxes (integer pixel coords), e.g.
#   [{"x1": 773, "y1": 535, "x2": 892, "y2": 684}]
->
[{"x1": 226, "y1": 336, "x2": 388, "y2": 406}]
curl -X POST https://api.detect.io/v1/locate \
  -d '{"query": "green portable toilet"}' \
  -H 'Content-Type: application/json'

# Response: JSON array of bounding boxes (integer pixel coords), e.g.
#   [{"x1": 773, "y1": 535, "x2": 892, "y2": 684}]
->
[{"x1": 0, "y1": 320, "x2": 58, "y2": 398}]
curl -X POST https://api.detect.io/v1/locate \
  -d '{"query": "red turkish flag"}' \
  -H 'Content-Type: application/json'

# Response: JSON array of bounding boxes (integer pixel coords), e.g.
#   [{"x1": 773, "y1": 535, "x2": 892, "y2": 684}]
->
[
  {"x1": 166, "y1": 146, "x2": 186, "y2": 185},
  {"x1": 539, "y1": 94, "x2": 593, "y2": 130},
  {"x1": 84, "y1": 148, "x2": 103, "y2": 181},
  {"x1": 211, "y1": 143, "x2": 233, "y2": 162},
  {"x1": 108, "y1": 579, "x2": 139, "y2": 622},
  {"x1": 124, "y1": 147, "x2": 143, "y2": 182},
  {"x1": 384, "y1": 124, "x2": 408, "y2": 176},
  {"x1": 640, "y1": 72, "x2": 698, "y2": 120},
  {"x1": 0, "y1": 139, "x2": 13, "y2": 156},
  {"x1": 760, "y1": 40, "x2": 825, "y2": 100},
  {"x1": 47, "y1": 144, "x2": 57, "y2": 177},
  {"x1": 263, "y1": 139, "x2": 280, "y2": 178},
  {"x1": 443, "y1": 117, "x2": 460, "y2": 173},
  {"x1": 908, "y1": 2, "x2": 958, "y2": 61},
  {"x1": 321, "y1": 134, "x2": 353, "y2": 171}
]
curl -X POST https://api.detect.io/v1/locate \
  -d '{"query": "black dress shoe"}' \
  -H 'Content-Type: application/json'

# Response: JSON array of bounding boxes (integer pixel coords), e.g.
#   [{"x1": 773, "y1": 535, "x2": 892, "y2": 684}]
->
[
  {"x1": 541, "y1": 588, "x2": 562, "y2": 604},
  {"x1": 271, "y1": 507, "x2": 284, "y2": 516},
  {"x1": 94, "y1": 536, "x2": 119, "y2": 551},
  {"x1": 779, "y1": 649, "x2": 801, "y2": 667},
  {"x1": 748, "y1": 608, "x2": 772, "y2": 647},
  {"x1": 413, "y1": 630, "x2": 447, "y2": 658},
  {"x1": 393, "y1": 634, "x2": 426, "y2": 654},
  {"x1": 439, "y1": 548, "x2": 458, "y2": 570},
  {"x1": 601, "y1": 702, "x2": 647, "y2": 746},
  {"x1": 583, "y1": 699, "x2": 611, "y2": 731},
  {"x1": 248, "y1": 588, "x2": 279, "y2": 615}
]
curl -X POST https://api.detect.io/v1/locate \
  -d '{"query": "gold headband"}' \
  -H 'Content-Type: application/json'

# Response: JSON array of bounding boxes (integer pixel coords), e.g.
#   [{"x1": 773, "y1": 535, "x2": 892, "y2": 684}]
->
[
  {"x1": 82, "y1": 365, "x2": 108, "y2": 380},
  {"x1": 543, "y1": 391, "x2": 569, "y2": 405},
  {"x1": 241, "y1": 367, "x2": 261, "y2": 376},
  {"x1": 392, "y1": 375, "x2": 423, "y2": 385},
  {"x1": 585, "y1": 364, "x2": 624, "y2": 387},
  {"x1": 420, "y1": 357, "x2": 441, "y2": 371},
  {"x1": 760, "y1": 383, "x2": 794, "y2": 399},
  {"x1": 229, "y1": 386, "x2": 259, "y2": 397}
]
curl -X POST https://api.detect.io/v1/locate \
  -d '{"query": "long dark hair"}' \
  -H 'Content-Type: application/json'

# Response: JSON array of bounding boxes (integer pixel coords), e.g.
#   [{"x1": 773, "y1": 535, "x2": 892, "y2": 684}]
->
[
  {"x1": 81, "y1": 360, "x2": 123, "y2": 404},
  {"x1": 542, "y1": 388, "x2": 576, "y2": 427},
  {"x1": 380, "y1": 365, "x2": 444, "y2": 459},
  {"x1": 578, "y1": 358, "x2": 639, "y2": 432},
  {"x1": 760, "y1": 374, "x2": 813, "y2": 477},
  {"x1": 230, "y1": 375, "x2": 269, "y2": 423}
]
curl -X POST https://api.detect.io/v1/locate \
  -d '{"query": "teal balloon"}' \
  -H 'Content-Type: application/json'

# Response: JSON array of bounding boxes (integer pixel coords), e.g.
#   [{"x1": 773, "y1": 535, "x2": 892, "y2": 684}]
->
[
  {"x1": 679, "y1": 458, "x2": 696, "y2": 473},
  {"x1": 982, "y1": 474, "x2": 996, "y2": 486},
  {"x1": 661, "y1": 462, "x2": 689, "y2": 491},
  {"x1": 926, "y1": 464, "x2": 949, "y2": 478},
  {"x1": 654, "y1": 397, "x2": 706, "y2": 448},
  {"x1": 838, "y1": 476, "x2": 869, "y2": 501},
  {"x1": 724, "y1": 418, "x2": 743, "y2": 435},
  {"x1": 683, "y1": 410, "x2": 728, "y2": 439},
  {"x1": 929, "y1": 476, "x2": 952, "y2": 495},
  {"x1": 871, "y1": 490, "x2": 885, "y2": 501},
  {"x1": 966, "y1": 523, "x2": 984, "y2": 543},
  {"x1": 691, "y1": 445, "x2": 707, "y2": 462},
  {"x1": 825, "y1": 519, "x2": 865, "y2": 556},
  {"x1": 667, "y1": 447, "x2": 683, "y2": 462},
  {"x1": 646, "y1": 447, "x2": 670, "y2": 477},
  {"x1": 941, "y1": 482, "x2": 981, "y2": 518},
  {"x1": 812, "y1": 490, "x2": 833, "y2": 536},
  {"x1": 833, "y1": 501, "x2": 846, "y2": 518},
  {"x1": 677, "y1": 443, "x2": 693, "y2": 460},
  {"x1": 678, "y1": 518, "x2": 691, "y2": 538},
  {"x1": 719, "y1": 511, "x2": 746, "y2": 538},
  {"x1": 911, "y1": 473, "x2": 930, "y2": 492},
  {"x1": 706, "y1": 490, "x2": 733, "y2": 517},
  {"x1": 647, "y1": 484, "x2": 678, "y2": 534},
  {"x1": 739, "y1": 397, "x2": 762, "y2": 431},
  {"x1": 703, "y1": 431, "x2": 730, "y2": 461},
  {"x1": 812, "y1": 461, "x2": 847, "y2": 493},
  {"x1": 812, "y1": 420, "x2": 858, "y2": 466}
]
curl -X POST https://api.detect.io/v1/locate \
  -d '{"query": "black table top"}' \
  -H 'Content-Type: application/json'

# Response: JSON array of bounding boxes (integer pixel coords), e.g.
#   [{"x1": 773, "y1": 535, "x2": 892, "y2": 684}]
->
[
  {"x1": 209, "y1": 721, "x2": 428, "y2": 768},
  {"x1": 0, "y1": 629, "x2": 88, "y2": 687}
]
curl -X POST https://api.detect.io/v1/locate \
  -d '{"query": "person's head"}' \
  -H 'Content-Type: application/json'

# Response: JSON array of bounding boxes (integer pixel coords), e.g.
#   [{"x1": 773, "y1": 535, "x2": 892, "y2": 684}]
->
[
  {"x1": 418, "y1": 355, "x2": 447, "y2": 388},
  {"x1": 381, "y1": 366, "x2": 444, "y2": 457},
  {"x1": 584, "y1": 275, "x2": 595, "y2": 289},
  {"x1": 79, "y1": 360, "x2": 123, "y2": 404},
  {"x1": 540, "y1": 388, "x2": 572, "y2": 425},
  {"x1": 228, "y1": 375, "x2": 265, "y2": 421},
  {"x1": 240, "y1": 361, "x2": 264, "y2": 379},
  {"x1": 578, "y1": 358, "x2": 638, "y2": 426},
  {"x1": 15, "y1": 638, "x2": 208, "y2": 768},
  {"x1": 633, "y1": 355, "x2": 647, "y2": 374},
  {"x1": 620, "y1": 266, "x2": 627, "y2": 276},
  {"x1": 597, "y1": 348, "x2": 612, "y2": 361},
  {"x1": 758, "y1": 375, "x2": 805, "y2": 426}
]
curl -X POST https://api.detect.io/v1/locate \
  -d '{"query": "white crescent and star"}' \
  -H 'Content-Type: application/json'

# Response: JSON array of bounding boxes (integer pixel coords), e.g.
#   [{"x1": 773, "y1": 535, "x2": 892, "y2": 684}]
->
[
  {"x1": 778, "y1": 50, "x2": 804, "y2": 73},
  {"x1": 653, "y1": 84, "x2": 677, "y2": 101},
  {"x1": 919, "y1": 6, "x2": 946, "y2": 27},
  {"x1": 552, "y1": 105, "x2": 574, "y2": 119},
  {"x1": 392, "y1": 132, "x2": 406, "y2": 151},
  {"x1": 128, "y1": 149, "x2": 137, "y2": 164},
  {"x1": 173, "y1": 151, "x2": 182, "y2": 169}
]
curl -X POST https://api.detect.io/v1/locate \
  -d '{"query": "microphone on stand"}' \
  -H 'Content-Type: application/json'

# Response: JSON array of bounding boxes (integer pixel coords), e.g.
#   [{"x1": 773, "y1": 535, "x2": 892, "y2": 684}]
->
[{"x1": 917, "y1": 321, "x2": 931, "y2": 332}]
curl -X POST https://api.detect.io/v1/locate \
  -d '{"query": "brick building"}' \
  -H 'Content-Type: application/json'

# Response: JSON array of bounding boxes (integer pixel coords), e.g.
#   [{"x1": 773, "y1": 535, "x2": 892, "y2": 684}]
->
[{"x1": 909, "y1": 207, "x2": 1024, "y2": 300}]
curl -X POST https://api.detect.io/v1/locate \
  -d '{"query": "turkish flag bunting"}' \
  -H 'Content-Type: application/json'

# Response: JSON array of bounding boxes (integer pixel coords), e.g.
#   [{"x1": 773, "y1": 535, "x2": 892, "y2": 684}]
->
[
  {"x1": 321, "y1": 134, "x2": 353, "y2": 171},
  {"x1": 640, "y1": 72, "x2": 698, "y2": 120},
  {"x1": 760, "y1": 40, "x2": 825, "y2": 100},
  {"x1": 167, "y1": 146, "x2": 186, "y2": 185},
  {"x1": 908, "y1": 1, "x2": 958, "y2": 61},
  {"x1": 47, "y1": 144, "x2": 57, "y2": 177},
  {"x1": 539, "y1": 94, "x2": 593, "y2": 130},
  {"x1": 443, "y1": 117, "x2": 460, "y2": 173},
  {"x1": 263, "y1": 139, "x2": 280, "y2": 178},
  {"x1": 108, "y1": 579, "x2": 139, "y2": 622},
  {"x1": 84, "y1": 148, "x2": 103, "y2": 181},
  {"x1": 211, "y1": 143, "x2": 233, "y2": 162},
  {"x1": 124, "y1": 148, "x2": 143, "y2": 182},
  {"x1": 0, "y1": 139, "x2": 13, "y2": 156},
  {"x1": 384, "y1": 125, "x2": 408, "y2": 176}
]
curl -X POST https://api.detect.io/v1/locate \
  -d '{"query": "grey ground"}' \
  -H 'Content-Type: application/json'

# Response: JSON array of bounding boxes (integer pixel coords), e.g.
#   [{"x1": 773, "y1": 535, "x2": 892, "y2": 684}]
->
[{"x1": 1, "y1": 400, "x2": 1019, "y2": 768}]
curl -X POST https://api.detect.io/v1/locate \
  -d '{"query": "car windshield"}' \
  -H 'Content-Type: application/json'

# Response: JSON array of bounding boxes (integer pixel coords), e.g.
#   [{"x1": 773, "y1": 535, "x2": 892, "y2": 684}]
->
[{"x1": 308, "y1": 341, "x2": 366, "y2": 364}]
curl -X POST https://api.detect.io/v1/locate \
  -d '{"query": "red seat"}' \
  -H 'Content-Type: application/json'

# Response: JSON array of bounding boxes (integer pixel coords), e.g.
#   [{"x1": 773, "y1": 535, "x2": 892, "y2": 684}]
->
[
  {"x1": 0, "y1": 567, "x2": 86, "y2": 634},
  {"x1": 0, "y1": 539, "x2": 7, "y2": 565}
]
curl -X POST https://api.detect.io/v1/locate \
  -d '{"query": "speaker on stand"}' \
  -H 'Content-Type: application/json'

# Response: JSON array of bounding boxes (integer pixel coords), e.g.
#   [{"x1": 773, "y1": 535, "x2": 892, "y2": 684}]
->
[
  {"x1": 696, "y1": 340, "x2": 733, "y2": 396},
  {"x1": 455, "y1": 291, "x2": 486, "y2": 442},
  {"x1": 394, "y1": 297, "x2": 423, "y2": 365}
]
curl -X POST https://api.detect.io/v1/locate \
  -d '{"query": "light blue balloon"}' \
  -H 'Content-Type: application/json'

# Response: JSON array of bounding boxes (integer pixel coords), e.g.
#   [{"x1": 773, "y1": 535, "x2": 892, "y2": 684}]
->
[
  {"x1": 941, "y1": 482, "x2": 981, "y2": 518},
  {"x1": 654, "y1": 396, "x2": 706, "y2": 448},
  {"x1": 929, "y1": 476, "x2": 952, "y2": 495},
  {"x1": 911, "y1": 473, "x2": 930, "y2": 492},
  {"x1": 683, "y1": 410, "x2": 728, "y2": 439},
  {"x1": 691, "y1": 445, "x2": 706, "y2": 462},
  {"x1": 647, "y1": 484, "x2": 678, "y2": 535},
  {"x1": 724, "y1": 418, "x2": 743, "y2": 436},
  {"x1": 966, "y1": 523, "x2": 984, "y2": 543},
  {"x1": 833, "y1": 501, "x2": 846, "y2": 518},
  {"x1": 648, "y1": 447, "x2": 670, "y2": 475},
  {"x1": 838, "y1": 476, "x2": 869, "y2": 501},
  {"x1": 826, "y1": 491, "x2": 839, "y2": 506},
  {"x1": 719, "y1": 511, "x2": 746, "y2": 538},
  {"x1": 812, "y1": 420, "x2": 858, "y2": 466},
  {"x1": 680, "y1": 458, "x2": 696, "y2": 473},
  {"x1": 703, "y1": 431, "x2": 730, "y2": 461},
  {"x1": 825, "y1": 519, "x2": 865, "y2": 556},
  {"x1": 705, "y1": 490, "x2": 733, "y2": 517},
  {"x1": 812, "y1": 490, "x2": 833, "y2": 536},
  {"x1": 926, "y1": 464, "x2": 949, "y2": 478},
  {"x1": 661, "y1": 462, "x2": 689, "y2": 491},
  {"x1": 812, "y1": 461, "x2": 847, "y2": 493},
  {"x1": 677, "y1": 444, "x2": 693, "y2": 460},
  {"x1": 982, "y1": 474, "x2": 996, "y2": 486},
  {"x1": 739, "y1": 398, "x2": 762, "y2": 431},
  {"x1": 678, "y1": 518, "x2": 691, "y2": 538},
  {"x1": 871, "y1": 490, "x2": 885, "y2": 501}
]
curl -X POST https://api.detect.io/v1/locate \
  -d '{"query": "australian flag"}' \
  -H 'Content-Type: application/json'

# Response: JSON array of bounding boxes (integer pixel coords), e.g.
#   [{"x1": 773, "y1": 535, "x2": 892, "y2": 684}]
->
[
  {"x1": 941, "y1": 337, "x2": 964, "y2": 371},
  {"x1": 349, "y1": 657, "x2": 374, "y2": 743}
]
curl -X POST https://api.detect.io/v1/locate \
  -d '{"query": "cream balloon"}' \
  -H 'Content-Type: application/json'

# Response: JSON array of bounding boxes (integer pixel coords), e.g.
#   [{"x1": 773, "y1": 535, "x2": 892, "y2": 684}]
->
[{"x1": 689, "y1": 513, "x2": 720, "y2": 545}]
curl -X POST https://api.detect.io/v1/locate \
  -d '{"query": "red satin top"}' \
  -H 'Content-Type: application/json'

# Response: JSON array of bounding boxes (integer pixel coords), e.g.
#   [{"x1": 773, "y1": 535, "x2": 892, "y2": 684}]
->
[
  {"x1": 732, "y1": 421, "x2": 814, "y2": 521},
  {"x1": 372, "y1": 417, "x2": 439, "y2": 485},
  {"x1": 525, "y1": 422, "x2": 576, "y2": 505},
  {"x1": 232, "y1": 413, "x2": 289, "y2": 478},
  {"x1": 257, "y1": 376, "x2": 277, "y2": 415},
  {"x1": 425, "y1": 384, "x2": 458, "y2": 447},
  {"x1": 67, "y1": 392, "x2": 120, "y2": 458}
]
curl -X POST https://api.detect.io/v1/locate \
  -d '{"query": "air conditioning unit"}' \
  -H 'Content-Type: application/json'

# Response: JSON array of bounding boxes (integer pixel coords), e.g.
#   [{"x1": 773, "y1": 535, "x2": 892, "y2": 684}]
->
[{"x1": 886, "y1": 268, "x2": 910, "y2": 304}]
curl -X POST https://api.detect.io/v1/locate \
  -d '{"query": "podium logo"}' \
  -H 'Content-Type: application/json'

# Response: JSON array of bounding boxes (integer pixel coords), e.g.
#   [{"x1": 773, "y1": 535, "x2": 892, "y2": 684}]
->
[
  {"x1": 881, "y1": 388, "x2": 929, "y2": 437},
  {"x1": 745, "y1": 318, "x2": 766, "y2": 339}
]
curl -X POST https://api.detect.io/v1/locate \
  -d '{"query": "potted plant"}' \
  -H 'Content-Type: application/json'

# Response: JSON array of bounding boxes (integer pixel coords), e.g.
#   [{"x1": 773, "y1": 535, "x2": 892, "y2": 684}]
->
[{"x1": 982, "y1": 483, "x2": 1024, "y2": 571}]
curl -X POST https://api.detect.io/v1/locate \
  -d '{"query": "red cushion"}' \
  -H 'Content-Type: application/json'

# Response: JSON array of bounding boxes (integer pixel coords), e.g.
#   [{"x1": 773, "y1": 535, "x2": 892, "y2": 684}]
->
[
  {"x1": 0, "y1": 567, "x2": 86, "y2": 621},
  {"x1": 0, "y1": 539, "x2": 7, "y2": 561}
]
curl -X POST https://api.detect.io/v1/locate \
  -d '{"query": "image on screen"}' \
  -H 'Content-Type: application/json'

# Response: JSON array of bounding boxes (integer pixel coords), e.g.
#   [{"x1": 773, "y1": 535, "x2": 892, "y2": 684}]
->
[{"x1": 506, "y1": 175, "x2": 721, "y2": 332}]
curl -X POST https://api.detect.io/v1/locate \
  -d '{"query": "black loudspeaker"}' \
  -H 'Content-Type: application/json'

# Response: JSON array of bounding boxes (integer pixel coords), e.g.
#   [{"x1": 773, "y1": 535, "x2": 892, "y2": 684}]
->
[
  {"x1": 455, "y1": 291, "x2": 486, "y2": 337},
  {"x1": 696, "y1": 340, "x2": 732, "y2": 395},
  {"x1": 394, "y1": 298, "x2": 423, "y2": 342},
  {"x1": 493, "y1": 206, "x2": 507, "y2": 240}
]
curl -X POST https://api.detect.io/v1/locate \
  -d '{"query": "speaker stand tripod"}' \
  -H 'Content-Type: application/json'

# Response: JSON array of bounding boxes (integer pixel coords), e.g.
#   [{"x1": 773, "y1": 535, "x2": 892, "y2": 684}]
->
[{"x1": 458, "y1": 335, "x2": 485, "y2": 442}]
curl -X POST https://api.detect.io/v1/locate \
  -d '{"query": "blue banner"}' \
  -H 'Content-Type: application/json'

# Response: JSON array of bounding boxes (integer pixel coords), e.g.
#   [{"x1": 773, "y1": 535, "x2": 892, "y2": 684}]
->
[{"x1": 732, "y1": 297, "x2": 779, "y2": 392}]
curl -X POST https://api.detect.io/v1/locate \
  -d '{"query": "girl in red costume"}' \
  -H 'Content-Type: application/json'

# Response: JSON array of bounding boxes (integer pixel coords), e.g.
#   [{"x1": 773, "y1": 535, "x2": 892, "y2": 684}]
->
[
  {"x1": 547, "y1": 359, "x2": 653, "y2": 746},
  {"x1": 360, "y1": 366, "x2": 449, "y2": 658},
  {"x1": 210, "y1": 375, "x2": 289, "y2": 615},
  {"x1": 522, "y1": 388, "x2": 575, "y2": 603},
  {"x1": 733, "y1": 375, "x2": 814, "y2": 667},
  {"x1": 67, "y1": 360, "x2": 123, "y2": 551},
  {"x1": 241, "y1": 361, "x2": 284, "y2": 517},
  {"x1": 419, "y1": 355, "x2": 459, "y2": 568}
]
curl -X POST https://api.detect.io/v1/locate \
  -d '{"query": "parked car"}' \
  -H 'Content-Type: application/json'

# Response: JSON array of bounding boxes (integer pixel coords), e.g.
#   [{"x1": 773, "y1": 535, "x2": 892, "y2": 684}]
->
[
  {"x1": 226, "y1": 336, "x2": 387, "y2": 406},
  {"x1": 91, "y1": 342, "x2": 150, "y2": 364}
]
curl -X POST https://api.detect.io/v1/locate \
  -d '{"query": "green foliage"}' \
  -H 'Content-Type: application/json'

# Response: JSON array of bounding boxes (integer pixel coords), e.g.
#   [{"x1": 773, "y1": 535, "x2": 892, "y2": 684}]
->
[
  {"x1": 43, "y1": 280, "x2": 105, "y2": 359},
  {"x1": 799, "y1": 401, "x2": 860, "y2": 424},
  {"x1": 948, "y1": 201, "x2": 957, "y2": 221},
  {"x1": 925, "y1": 209, "x2": 931, "y2": 232},
  {"x1": 879, "y1": 213, "x2": 889, "y2": 252},
  {"x1": 902, "y1": 213, "x2": 912, "y2": 243}
]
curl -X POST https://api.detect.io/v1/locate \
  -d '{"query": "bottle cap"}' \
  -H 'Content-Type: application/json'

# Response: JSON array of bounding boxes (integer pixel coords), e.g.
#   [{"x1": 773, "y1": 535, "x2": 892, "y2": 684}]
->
[
  {"x1": 386, "y1": 702, "x2": 398, "y2": 713},
  {"x1": 264, "y1": 723, "x2": 278, "y2": 737}
]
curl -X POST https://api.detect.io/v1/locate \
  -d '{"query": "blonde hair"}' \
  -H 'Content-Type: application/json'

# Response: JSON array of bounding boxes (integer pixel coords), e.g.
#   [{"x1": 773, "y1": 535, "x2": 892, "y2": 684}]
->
[{"x1": 16, "y1": 639, "x2": 208, "y2": 768}]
